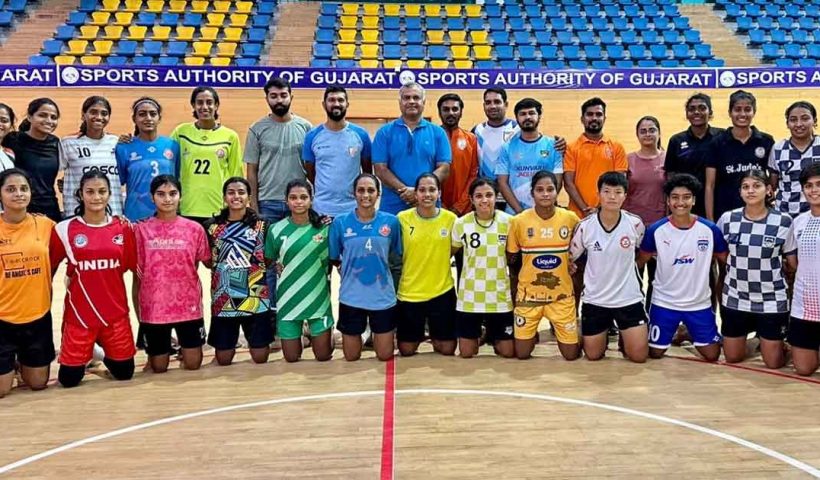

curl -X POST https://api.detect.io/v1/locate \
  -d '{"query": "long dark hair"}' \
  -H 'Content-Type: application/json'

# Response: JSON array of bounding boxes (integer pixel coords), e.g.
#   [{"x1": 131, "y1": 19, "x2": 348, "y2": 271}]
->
[
  {"x1": 190, "y1": 86, "x2": 220, "y2": 120},
  {"x1": 18, "y1": 98, "x2": 60, "y2": 133},
  {"x1": 74, "y1": 170, "x2": 112, "y2": 217},
  {"x1": 209, "y1": 176, "x2": 259, "y2": 228},
  {"x1": 286, "y1": 179, "x2": 323, "y2": 229},
  {"x1": 79, "y1": 96, "x2": 111, "y2": 137}
]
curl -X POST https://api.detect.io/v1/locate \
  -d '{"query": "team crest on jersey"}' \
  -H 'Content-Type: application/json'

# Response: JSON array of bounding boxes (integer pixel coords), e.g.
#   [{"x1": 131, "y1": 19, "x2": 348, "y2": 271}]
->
[
  {"x1": 313, "y1": 233, "x2": 325, "y2": 243},
  {"x1": 163, "y1": 149, "x2": 174, "y2": 160},
  {"x1": 605, "y1": 146, "x2": 613, "y2": 159},
  {"x1": 619, "y1": 236, "x2": 632, "y2": 249},
  {"x1": 147, "y1": 146, "x2": 156, "y2": 153},
  {"x1": 540, "y1": 150, "x2": 548, "y2": 158},
  {"x1": 697, "y1": 238, "x2": 709, "y2": 251},
  {"x1": 348, "y1": 146, "x2": 358, "y2": 157},
  {"x1": 498, "y1": 234, "x2": 507, "y2": 243},
  {"x1": 514, "y1": 315, "x2": 526, "y2": 327},
  {"x1": 344, "y1": 228, "x2": 356, "y2": 238},
  {"x1": 379, "y1": 224, "x2": 391, "y2": 237},
  {"x1": 559, "y1": 226, "x2": 570, "y2": 239},
  {"x1": 112, "y1": 234, "x2": 124, "y2": 245},
  {"x1": 74, "y1": 234, "x2": 88, "y2": 248},
  {"x1": 592, "y1": 241, "x2": 603, "y2": 252},
  {"x1": 216, "y1": 148, "x2": 226, "y2": 159},
  {"x1": 527, "y1": 227, "x2": 534, "y2": 238},
  {"x1": 439, "y1": 228, "x2": 448, "y2": 237},
  {"x1": 755, "y1": 147, "x2": 766, "y2": 159},
  {"x1": 457, "y1": 138, "x2": 467, "y2": 150},
  {"x1": 763, "y1": 235, "x2": 776, "y2": 248}
]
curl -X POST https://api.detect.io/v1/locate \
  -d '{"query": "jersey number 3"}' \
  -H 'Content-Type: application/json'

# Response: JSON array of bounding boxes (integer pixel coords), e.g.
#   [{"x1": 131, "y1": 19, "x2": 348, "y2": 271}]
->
[{"x1": 193, "y1": 158, "x2": 211, "y2": 175}]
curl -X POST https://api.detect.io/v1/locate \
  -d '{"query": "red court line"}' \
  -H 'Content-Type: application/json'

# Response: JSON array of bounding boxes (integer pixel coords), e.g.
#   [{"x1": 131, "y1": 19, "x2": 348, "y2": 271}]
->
[
  {"x1": 668, "y1": 355, "x2": 820, "y2": 386},
  {"x1": 380, "y1": 357, "x2": 396, "y2": 480}
]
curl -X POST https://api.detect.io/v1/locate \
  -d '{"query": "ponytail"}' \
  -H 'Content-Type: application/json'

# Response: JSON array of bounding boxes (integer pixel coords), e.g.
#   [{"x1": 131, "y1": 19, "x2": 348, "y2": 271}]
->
[
  {"x1": 18, "y1": 119, "x2": 31, "y2": 133},
  {"x1": 284, "y1": 179, "x2": 323, "y2": 229}
]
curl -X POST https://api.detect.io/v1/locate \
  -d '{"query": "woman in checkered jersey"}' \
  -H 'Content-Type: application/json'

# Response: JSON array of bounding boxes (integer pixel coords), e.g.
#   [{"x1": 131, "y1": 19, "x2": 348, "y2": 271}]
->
[{"x1": 716, "y1": 169, "x2": 792, "y2": 368}]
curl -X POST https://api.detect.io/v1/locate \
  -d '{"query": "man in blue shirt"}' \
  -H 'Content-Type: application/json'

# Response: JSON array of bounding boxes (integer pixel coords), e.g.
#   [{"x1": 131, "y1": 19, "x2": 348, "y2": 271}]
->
[
  {"x1": 303, "y1": 86, "x2": 373, "y2": 218},
  {"x1": 373, "y1": 82, "x2": 451, "y2": 215}
]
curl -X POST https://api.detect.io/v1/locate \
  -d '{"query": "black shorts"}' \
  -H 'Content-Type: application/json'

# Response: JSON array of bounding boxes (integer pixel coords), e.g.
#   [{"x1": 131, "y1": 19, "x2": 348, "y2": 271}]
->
[
  {"x1": 456, "y1": 311, "x2": 514, "y2": 342},
  {"x1": 0, "y1": 312, "x2": 56, "y2": 375},
  {"x1": 720, "y1": 307, "x2": 788, "y2": 341},
  {"x1": 581, "y1": 302, "x2": 647, "y2": 337},
  {"x1": 141, "y1": 319, "x2": 206, "y2": 357},
  {"x1": 788, "y1": 317, "x2": 820, "y2": 351},
  {"x1": 338, "y1": 303, "x2": 396, "y2": 336},
  {"x1": 207, "y1": 311, "x2": 274, "y2": 350},
  {"x1": 397, "y1": 288, "x2": 456, "y2": 343}
]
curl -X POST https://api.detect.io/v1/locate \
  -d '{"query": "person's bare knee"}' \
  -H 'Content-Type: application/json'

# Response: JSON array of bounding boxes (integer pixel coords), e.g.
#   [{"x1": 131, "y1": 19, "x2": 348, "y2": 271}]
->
[
  {"x1": 398, "y1": 342, "x2": 418, "y2": 356},
  {"x1": 649, "y1": 347, "x2": 667, "y2": 359},
  {"x1": 215, "y1": 350, "x2": 235, "y2": 366}
]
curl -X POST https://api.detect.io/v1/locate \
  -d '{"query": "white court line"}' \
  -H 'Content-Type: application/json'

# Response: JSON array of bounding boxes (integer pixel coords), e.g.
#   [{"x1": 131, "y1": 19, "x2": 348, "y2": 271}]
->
[{"x1": 2, "y1": 388, "x2": 818, "y2": 478}]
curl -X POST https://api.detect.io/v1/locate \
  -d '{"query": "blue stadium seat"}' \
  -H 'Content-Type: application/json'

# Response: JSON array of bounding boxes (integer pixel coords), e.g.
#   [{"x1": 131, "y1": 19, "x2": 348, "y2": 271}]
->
[
  {"x1": 383, "y1": 45, "x2": 402, "y2": 59},
  {"x1": 467, "y1": 18, "x2": 484, "y2": 30},
  {"x1": 724, "y1": 4, "x2": 741, "y2": 17},
  {"x1": 568, "y1": 60, "x2": 587, "y2": 69},
  {"x1": 540, "y1": 45, "x2": 558, "y2": 59},
  {"x1": 505, "y1": 4, "x2": 522, "y2": 18},
  {"x1": 770, "y1": 29, "x2": 787, "y2": 44},
  {"x1": 257, "y1": 3, "x2": 275, "y2": 15},
  {"x1": 496, "y1": 45, "x2": 514, "y2": 60},
  {"x1": 798, "y1": 17, "x2": 815, "y2": 31},
  {"x1": 546, "y1": 60, "x2": 566, "y2": 69},
  {"x1": 735, "y1": 17, "x2": 753, "y2": 32},
  {"x1": 642, "y1": 30, "x2": 658, "y2": 45},
  {"x1": 142, "y1": 40, "x2": 163, "y2": 56},
  {"x1": 798, "y1": 58, "x2": 817, "y2": 67},
  {"x1": 775, "y1": 58, "x2": 794, "y2": 67},
  {"x1": 551, "y1": 17, "x2": 567, "y2": 31},
  {"x1": 660, "y1": 59, "x2": 679, "y2": 67},
  {"x1": 705, "y1": 58, "x2": 725, "y2": 67},
  {"x1": 672, "y1": 44, "x2": 690, "y2": 60},
  {"x1": 247, "y1": 28, "x2": 267, "y2": 43},
  {"x1": 614, "y1": 59, "x2": 633, "y2": 68},
  {"x1": 316, "y1": 29, "x2": 335, "y2": 44},
  {"x1": 663, "y1": 30, "x2": 681, "y2": 44},
  {"x1": 684, "y1": 30, "x2": 701, "y2": 45},
  {"x1": 673, "y1": 17, "x2": 690, "y2": 30},
  {"x1": 570, "y1": 17, "x2": 586, "y2": 31},
  {"x1": 591, "y1": 60, "x2": 610, "y2": 69},
  {"x1": 508, "y1": 17, "x2": 526, "y2": 31},
  {"x1": 106, "y1": 55, "x2": 127, "y2": 65},
  {"x1": 160, "y1": 13, "x2": 179, "y2": 27},
  {"x1": 761, "y1": 44, "x2": 780, "y2": 60},
  {"x1": 591, "y1": 17, "x2": 608, "y2": 31},
  {"x1": 808, "y1": 44, "x2": 820, "y2": 59},
  {"x1": 555, "y1": 31, "x2": 573, "y2": 45},
  {"x1": 488, "y1": 18, "x2": 505, "y2": 31},
  {"x1": 116, "y1": 40, "x2": 138, "y2": 57},
  {"x1": 756, "y1": 16, "x2": 773, "y2": 31},
  {"x1": 55, "y1": 25, "x2": 75, "y2": 41},
  {"x1": 405, "y1": 31, "x2": 423, "y2": 44},
  {"x1": 654, "y1": 17, "x2": 671, "y2": 31},
  {"x1": 663, "y1": 4, "x2": 680, "y2": 17},
  {"x1": 628, "y1": 44, "x2": 647, "y2": 60},
  {"x1": 606, "y1": 45, "x2": 625, "y2": 60},
  {"x1": 447, "y1": 18, "x2": 464, "y2": 30},
  {"x1": 320, "y1": 3, "x2": 337, "y2": 16},
  {"x1": 603, "y1": 5, "x2": 620, "y2": 18},
  {"x1": 158, "y1": 56, "x2": 179, "y2": 66},
  {"x1": 524, "y1": 5, "x2": 541, "y2": 18},
  {"x1": 514, "y1": 31, "x2": 531, "y2": 45},
  {"x1": 746, "y1": 4, "x2": 762, "y2": 17},
  {"x1": 530, "y1": 18, "x2": 546, "y2": 32},
  {"x1": 576, "y1": 31, "x2": 594, "y2": 46},
  {"x1": 485, "y1": 5, "x2": 501, "y2": 17},
  {"x1": 612, "y1": 17, "x2": 629, "y2": 31},
  {"x1": 694, "y1": 44, "x2": 713, "y2": 59},
  {"x1": 584, "y1": 5, "x2": 601, "y2": 17},
  {"x1": 132, "y1": 56, "x2": 154, "y2": 65},
  {"x1": 166, "y1": 41, "x2": 188, "y2": 57},
  {"x1": 564, "y1": 4, "x2": 581, "y2": 17},
  {"x1": 637, "y1": 59, "x2": 657, "y2": 67},
  {"x1": 406, "y1": 45, "x2": 424, "y2": 58},
  {"x1": 519, "y1": 45, "x2": 536, "y2": 60},
  {"x1": 763, "y1": 4, "x2": 780, "y2": 16},
  {"x1": 132, "y1": 13, "x2": 155, "y2": 27},
  {"x1": 183, "y1": 13, "x2": 203, "y2": 27},
  {"x1": 499, "y1": 60, "x2": 518, "y2": 68},
  {"x1": 599, "y1": 31, "x2": 617, "y2": 46},
  {"x1": 475, "y1": 60, "x2": 497, "y2": 68},
  {"x1": 78, "y1": 0, "x2": 96, "y2": 12},
  {"x1": 236, "y1": 58, "x2": 258, "y2": 66},
  {"x1": 252, "y1": 14, "x2": 272, "y2": 28},
  {"x1": 383, "y1": 17, "x2": 400, "y2": 30},
  {"x1": 523, "y1": 60, "x2": 542, "y2": 68},
  {"x1": 310, "y1": 58, "x2": 332, "y2": 67},
  {"x1": 792, "y1": 4, "x2": 810, "y2": 17},
  {"x1": 67, "y1": 11, "x2": 86, "y2": 27},
  {"x1": 313, "y1": 43, "x2": 333, "y2": 59},
  {"x1": 317, "y1": 15, "x2": 335, "y2": 29},
  {"x1": 382, "y1": 30, "x2": 400, "y2": 44},
  {"x1": 535, "y1": 31, "x2": 551, "y2": 45},
  {"x1": 544, "y1": 5, "x2": 561, "y2": 18},
  {"x1": 429, "y1": 45, "x2": 448, "y2": 60},
  {"x1": 491, "y1": 31, "x2": 509, "y2": 45},
  {"x1": 563, "y1": 45, "x2": 581, "y2": 60},
  {"x1": 620, "y1": 30, "x2": 637, "y2": 45},
  {"x1": 29, "y1": 54, "x2": 50, "y2": 65},
  {"x1": 584, "y1": 44, "x2": 603, "y2": 60},
  {"x1": 649, "y1": 44, "x2": 667, "y2": 60},
  {"x1": 793, "y1": 30, "x2": 809, "y2": 45},
  {"x1": 624, "y1": 5, "x2": 639, "y2": 17},
  {"x1": 336, "y1": 60, "x2": 356, "y2": 68},
  {"x1": 682, "y1": 59, "x2": 702, "y2": 67},
  {"x1": 427, "y1": 17, "x2": 443, "y2": 30},
  {"x1": 644, "y1": 4, "x2": 660, "y2": 18},
  {"x1": 405, "y1": 18, "x2": 421, "y2": 30},
  {"x1": 241, "y1": 43, "x2": 262, "y2": 58},
  {"x1": 784, "y1": 44, "x2": 802, "y2": 59}
]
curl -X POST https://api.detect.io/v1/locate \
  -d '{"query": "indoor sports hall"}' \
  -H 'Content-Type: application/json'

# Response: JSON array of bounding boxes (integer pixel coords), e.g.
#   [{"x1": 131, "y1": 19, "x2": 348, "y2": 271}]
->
[{"x1": 1, "y1": 0, "x2": 820, "y2": 478}]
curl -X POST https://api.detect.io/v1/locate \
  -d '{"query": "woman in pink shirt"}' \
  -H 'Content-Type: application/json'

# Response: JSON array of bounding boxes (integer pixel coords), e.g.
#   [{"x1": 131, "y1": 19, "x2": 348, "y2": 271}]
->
[
  {"x1": 134, "y1": 175, "x2": 211, "y2": 373},
  {"x1": 623, "y1": 116, "x2": 666, "y2": 308}
]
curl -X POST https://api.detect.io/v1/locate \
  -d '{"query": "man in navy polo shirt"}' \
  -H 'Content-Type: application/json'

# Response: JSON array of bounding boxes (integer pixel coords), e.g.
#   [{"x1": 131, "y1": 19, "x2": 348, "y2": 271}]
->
[{"x1": 373, "y1": 82, "x2": 451, "y2": 215}]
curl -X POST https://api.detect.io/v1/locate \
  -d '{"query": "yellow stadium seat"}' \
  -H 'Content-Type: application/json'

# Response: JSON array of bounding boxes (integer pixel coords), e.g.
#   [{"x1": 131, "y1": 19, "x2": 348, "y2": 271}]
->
[
  {"x1": 192, "y1": 41, "x2": 212, "y2": 56},
  {"x1": 449, "y1": 31, "x2": 466, "y2": 45},
  {"x1": 337, "y1": 43, "x2": 356, "y2": 59},
  {"x1": 339, "y1": 29, "x2": 357, "y2": 43},
  {"x1": 184, "y1": 56, "x2": 205, "y2": 65},
  {"x1": 341, "y1": 3, "x2": 358, "y2": 15},
  {"x1": 445, "y1": 5, "x2": 461, "y2": 17},
  {"x1": 123, "y1": 0, "x2": 142, "y2": 12},
  {"x1": 90, "y1": 12, "x2": 110, "y2": 26},
  {"x1": 174, "y1": 25, "x2": 195, "y2": 41},
  {"x1": 235, "y1": 1, "x2": 252, "y2": 13},
  {"x1": 469, "y1": 31, "x2": 488, "y2": 45},
  {"x1": 454, "y1": 60, "x2": 473, "y2": 69},
  {"x1": 360, "y1": 44, "x2": 378, "y2": 59},
  {"x1": 359, "y1": 59, "x2": 379, "y2": 68},
  {"x1": 127, "y1": 25, "x2": 147, "y2": 40},
  {"x1": 67, "y1": 40, "x2": 88, "y2": 55},
  {"x1": 113, "y1": 12, "x2": 133, "y2": 26},
  {"x1": 146, "y1": 0, "x2": 165, "y2": 13},
  {"x1": 361, "y1": 30, "x2": 378, "y2": 43},
  {"x1": 78, "y1": 26, "x2": 99, "y2": 40},
  {"x1": 101, "y1": 0, "x2": 120, "y2": 12},
  {"x1": 207, "y1": 13, "x2": 225, "y2": 27},
  {"x1": 81, "y1": 55, "x2": 102, "y2": 65},
  {"x1": 92, "y1": 40, "x2": 113, "y2": 56},
  {"x1": 229, "y1": 13, "x2": 248, "y2": 27},
  {"x1": 216, "y1": 42, "x2": 237, "y2": 57},
  {"x1": 383, "y1": 4, "x2": 399, "y2": 16},
  {"x1": 451, "y1": 45, "x2": 469, "y2": 60},
  {"x1": 103, "y1": 25, "x2": 124, "y2": 40},
  {"x1": 191, "y1": 0, "x2": 209, "y2": 13},
  {"x1": 423, "y1": 4, "x2": 440, "y2": 17},
  {"x1": 55, "y1": 55, "x2": 76, "y2": 65},
  {"x1": 340, "y1": 15, "x2": 357, "y2": 28},
  {"x1": 167, "y1": 0, "x2": 186, "y2": 13},
  {"x1": 151, "y1": 25, "x2": 171, "y2": 41},
  {"x1": 212, "y1": 1, "x2": 230, "y2": 13},
  {"x1": 383, "y1": 59, "x2": 403, "y2": 69},
  {"x1": 465, "y1": 5, "x2": 482, "y2": 17},
  {"x1": 406, "y1": 59, "x2": 426, "y2": 68},
  {"x1": 403, "y1": 4, "x2": 420, "y2": 17},
  {"x1": 427, "y1": 30, "x2": 445, "y2": 44},
  {"x1": 363, "y1": 3, "x2": 379, "y2": 15},
  {"x1": 362, "y1": 15, "x2": 379, "y2": 29},
  {"x1": 223, "y1": 26, "x2": 242, "y2": 42},
  {"x1": 473, "y1": 45, "x2": 491, "y2": 60},
  {"x1": 430, "y1": 60, "x2": 449, "y2": 68},
  {"x1": 210, "y1": 57, "x2": 231, "y2": 66},
  {"x1": 199, "y1": 26, "x2": 219, "y2": 41}
]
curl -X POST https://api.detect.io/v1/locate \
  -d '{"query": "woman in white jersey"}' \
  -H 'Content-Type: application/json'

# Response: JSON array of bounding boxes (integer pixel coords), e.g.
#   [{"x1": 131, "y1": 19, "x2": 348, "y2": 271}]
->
[
  {"x1": 60, "y1": 96, "x2": 123, "y2": 217},
  {"x1": 451, "y1": 178, "x2": 514, "y2": 358}
]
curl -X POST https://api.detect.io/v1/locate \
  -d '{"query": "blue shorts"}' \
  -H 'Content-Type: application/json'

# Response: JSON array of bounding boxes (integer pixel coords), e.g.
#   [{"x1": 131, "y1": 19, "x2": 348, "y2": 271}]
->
[{"x1": 648, "y1": 304, "x2": 721, "y2": 349}]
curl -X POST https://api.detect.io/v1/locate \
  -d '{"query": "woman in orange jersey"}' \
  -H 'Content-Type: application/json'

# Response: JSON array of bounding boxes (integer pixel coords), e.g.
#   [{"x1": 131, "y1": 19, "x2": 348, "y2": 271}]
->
[{"x1": 0, "y1": 168, "x2": 57, "y2": 397}]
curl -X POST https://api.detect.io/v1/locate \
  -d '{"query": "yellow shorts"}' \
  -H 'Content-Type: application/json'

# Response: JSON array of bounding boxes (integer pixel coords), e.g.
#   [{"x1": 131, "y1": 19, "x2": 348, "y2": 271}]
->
[{"x1": 513, "y1": 297, "x2": 578, "y2": 344}]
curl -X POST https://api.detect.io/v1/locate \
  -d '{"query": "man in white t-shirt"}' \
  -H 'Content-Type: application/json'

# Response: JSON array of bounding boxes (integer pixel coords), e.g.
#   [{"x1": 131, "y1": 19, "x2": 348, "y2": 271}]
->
[
  {"x1": 570, "y1": 172, "x2": 648, "y2": 363},
  {"x1": 638, "y1": 173, "x2": 728, "y2": 361}
]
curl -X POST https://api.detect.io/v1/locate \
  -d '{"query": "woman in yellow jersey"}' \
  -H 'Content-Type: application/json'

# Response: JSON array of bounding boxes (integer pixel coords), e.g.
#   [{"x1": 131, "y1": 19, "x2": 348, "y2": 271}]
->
[
  {"x1": 397, "y1": 173, "x2": 457, "y2": 356},
  {"x1": 506, "y1": 170, "x2": 581, "y2": 360},
  {"x1": 171, "y1": 86, "x2": 243, "y2": 226},
  {"x1": 0, "y1": 168, "x2": 56, "y2": 397}
]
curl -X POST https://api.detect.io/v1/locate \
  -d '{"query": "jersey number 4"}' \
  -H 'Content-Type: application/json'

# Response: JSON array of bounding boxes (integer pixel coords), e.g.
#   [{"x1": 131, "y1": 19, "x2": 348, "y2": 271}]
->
[{"x1": 193, "y1": 158, "x2": 211, "y2": 175}]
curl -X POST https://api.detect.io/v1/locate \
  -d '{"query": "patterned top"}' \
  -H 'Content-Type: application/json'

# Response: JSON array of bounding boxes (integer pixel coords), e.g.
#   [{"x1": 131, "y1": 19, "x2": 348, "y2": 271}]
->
[
  {"x1": 60, "y1": 133, "x2": 123, "y2": 216},
  {"x1": 451, "y1": 211, "x2": 513, "y2": 313},
  {"x1": 206, "y1": 218, "x2": 270, "y2": 318},
  {"x1": 768, "y1": 136, "x2": 820, "y2": 217},
  {"x1": 785, "y1": 211, "x2": 820, "y2": 322},
  {"x1": 717, "y1": 208, "x2": 791, "y2": 313}
]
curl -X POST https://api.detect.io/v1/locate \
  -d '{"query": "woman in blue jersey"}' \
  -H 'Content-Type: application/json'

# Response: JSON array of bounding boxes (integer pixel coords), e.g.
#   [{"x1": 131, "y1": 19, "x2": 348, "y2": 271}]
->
[
  {"x1": 329, "y1": 173, "x2": 402, "y2": 361},
  {"x1": 116, "y1": 97, "x2": 180, "y2": 221}
]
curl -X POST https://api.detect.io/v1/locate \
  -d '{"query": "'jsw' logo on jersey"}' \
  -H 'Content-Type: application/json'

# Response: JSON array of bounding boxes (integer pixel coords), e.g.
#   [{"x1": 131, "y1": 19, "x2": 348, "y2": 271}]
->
[
  {"x1": 673, "y1": 255, "x2": 695, "y2": 265},
  {"x1": 78, "y1": 258, "x2": 121, "y2": 271}
]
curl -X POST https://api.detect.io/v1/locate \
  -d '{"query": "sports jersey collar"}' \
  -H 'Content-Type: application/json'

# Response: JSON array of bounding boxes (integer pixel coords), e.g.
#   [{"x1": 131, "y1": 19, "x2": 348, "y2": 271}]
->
[
  {"x1": 787, "y1": 134, "x2": 820, "y2": 154},
  {"x1": 685, "y1": 125, "x2": 720, "y2": 140},
  {"x1": 518, "y1": 133, "x2": 544, "y2": 144},
  {"x1": 445, "y1": 126, "x2": 470, "y2": 139},
  {"x1": 577, "y1": 133, "x2": 611, "y2": 145},
  {"x1": 721, "y1": 126, "x2": 766, "y2": 144},
  {"x1": 482, "y1": 118, "x2": 517, "y2": 129},
  {"x1": 596, "y1": 211, "x2": 622, "y2": 234},
  {"x1": 394, "y1": 117, "x2": 431, "y2": 130},
  {"x1": 75, "y1": 215, "x2": 113, "y2": 228}
]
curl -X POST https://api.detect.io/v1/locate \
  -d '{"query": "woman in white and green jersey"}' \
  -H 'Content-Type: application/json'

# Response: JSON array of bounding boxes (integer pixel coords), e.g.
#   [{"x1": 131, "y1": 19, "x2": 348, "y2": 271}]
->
[
  {"x1": 451, "y1": 178, "x2": 515, "y2": 358},
  {"x1": 171, "y1": 86, "x2": 243, "y2": 225},
  {"x1": 265, "y1": 179, "x2": 334, "y2": 363}
]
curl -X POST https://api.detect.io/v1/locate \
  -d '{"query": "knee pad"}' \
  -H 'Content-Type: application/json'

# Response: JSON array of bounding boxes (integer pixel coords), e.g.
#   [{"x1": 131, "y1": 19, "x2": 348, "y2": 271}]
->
[
  {"x1": 103, "y1": 358, "x2": 135, "y2": 381},
  {"x1": 58, "y1": 365, "x2": 85, "y2": 388}
]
